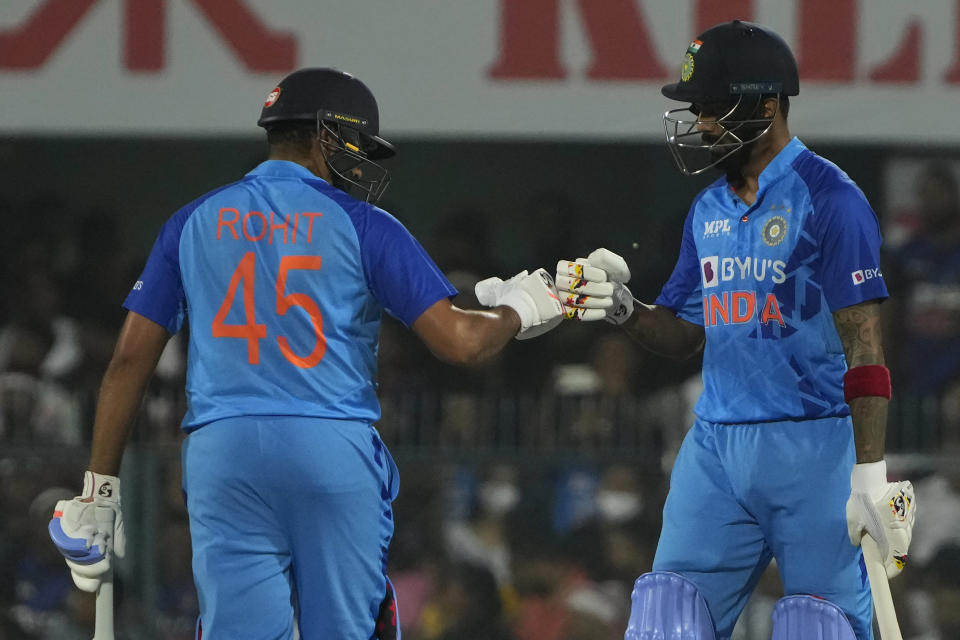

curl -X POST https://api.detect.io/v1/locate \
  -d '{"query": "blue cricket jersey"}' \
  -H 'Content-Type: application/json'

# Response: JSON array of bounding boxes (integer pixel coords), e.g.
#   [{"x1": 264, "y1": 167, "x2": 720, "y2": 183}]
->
[
  {"x1": 655, "y1": 138, "x2": 888, "y2": 423},
  {"x1": 124, "y1": 160, "x2": 457, "y2": 429}
]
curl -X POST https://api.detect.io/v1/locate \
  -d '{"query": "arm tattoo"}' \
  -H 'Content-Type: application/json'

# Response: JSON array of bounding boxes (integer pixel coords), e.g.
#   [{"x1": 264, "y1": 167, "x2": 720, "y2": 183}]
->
[
  {"x1": 832, "y1": 302, "x2": 885, "y2": 367},
  {"x1": 833, "y1": 300, "x2": 887, "y2": 463}
]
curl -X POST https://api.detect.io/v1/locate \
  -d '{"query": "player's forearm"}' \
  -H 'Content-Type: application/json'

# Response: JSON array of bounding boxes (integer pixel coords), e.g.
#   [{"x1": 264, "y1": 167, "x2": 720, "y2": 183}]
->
[
  {"x1": 833, "y1": 301, "x2": 888, "y2": 463},
  {"x1": 622, "y1": 302, "x2": 705, "y2": 360},
  {"x1": 414, "y1": 302, "x2": 520, "y2": 366},
  {"x1": 452, "y1": 307, "x2": 521, "y2": 364},
  {"x1": 849, "y1": 397, "x2": 887, "y2": 463},
  {"x1": 87, "y1": 312, "x2": 171, "y2": 475},
  {"x1": 87, "y1": 355, "x2": 157, "y2": 475}
]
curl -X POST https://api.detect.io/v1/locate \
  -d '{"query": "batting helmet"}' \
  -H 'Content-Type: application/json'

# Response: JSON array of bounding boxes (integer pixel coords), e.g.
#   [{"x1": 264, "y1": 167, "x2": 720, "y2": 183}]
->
[
  {"x1": 258, "y1": 67, "x2": 395, "y2": 160},
  {"x1": 660, "y1": 21, "x2": 798, "y2": 176},
  {"x1": 661, "y1": 20, "x2": 798, "y2": 104}
]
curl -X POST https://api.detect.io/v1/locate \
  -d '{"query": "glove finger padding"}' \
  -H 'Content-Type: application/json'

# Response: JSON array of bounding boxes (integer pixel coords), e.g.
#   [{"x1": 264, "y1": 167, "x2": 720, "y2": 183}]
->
[
  {"x1": 564, "y1": 307, "x2": 608, "y2": 322},
  {"x1": 556, "y1": 259, "x2": 609, "y2": 283},
  {"x1": 587, "y1": 248, "x2": 631, "y2": 283},
  {"x1": 554, "y1": 275, "x2": 615, "y2": 298},
  {"x1": 560, "y1": 293, "x2": 614, "y2": 310},
  {"x1": 475, "y1": 276, "x2": 504, "y2": 307},
  {"x1": 556, "y1": 249, "x2": 635, "y2": 325},
  {"x1": 847, "y1": 480, "x2": 915, "y2": 579}
]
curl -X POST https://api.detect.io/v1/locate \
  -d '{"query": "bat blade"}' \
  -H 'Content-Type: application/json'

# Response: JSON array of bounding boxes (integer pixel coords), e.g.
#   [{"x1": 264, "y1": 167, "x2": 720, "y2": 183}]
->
[{"x1": 861, "y1": 535, "x2": 903, "y2": 640}]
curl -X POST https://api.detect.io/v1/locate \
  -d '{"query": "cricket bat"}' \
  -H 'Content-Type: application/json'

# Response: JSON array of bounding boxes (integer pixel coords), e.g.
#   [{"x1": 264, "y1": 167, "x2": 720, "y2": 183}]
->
[
  {"x1": 92, "y1": 567, "x2": 114, "y2": 640},
  {"x1": 861, "y1": 534, "x2": 902, "y2": 640}
]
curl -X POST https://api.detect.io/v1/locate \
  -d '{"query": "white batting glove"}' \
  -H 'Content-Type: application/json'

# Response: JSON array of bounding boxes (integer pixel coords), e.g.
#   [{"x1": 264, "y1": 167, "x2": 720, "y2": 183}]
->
[
  {"x1": 846, "y1": 460, "x2": 916, "y2": 579},
  {"x1": 556, "y1": 248, "x2": 634, "y2": 325},
  {"x1": 475, "y1": 268, "x2": 565, "y2": 340},
  {"x1": 48, "y1": 471, "x2": 126, "y2": 592}
]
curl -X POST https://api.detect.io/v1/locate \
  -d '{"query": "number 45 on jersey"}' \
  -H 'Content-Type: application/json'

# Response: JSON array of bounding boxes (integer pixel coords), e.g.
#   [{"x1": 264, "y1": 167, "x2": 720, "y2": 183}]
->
[{"x1": 212, "y1": 252, "x2": 326, "y2": 368}]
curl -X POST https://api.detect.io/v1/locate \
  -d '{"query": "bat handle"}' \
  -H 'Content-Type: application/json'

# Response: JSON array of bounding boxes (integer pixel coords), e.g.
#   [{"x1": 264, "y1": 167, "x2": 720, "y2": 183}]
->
[
  {"x1": 861, "y1": 534, "x2": 903, "y2": 640},
  {"x1": 92, "y1": 567, "x2": 115, "y2": 640}
]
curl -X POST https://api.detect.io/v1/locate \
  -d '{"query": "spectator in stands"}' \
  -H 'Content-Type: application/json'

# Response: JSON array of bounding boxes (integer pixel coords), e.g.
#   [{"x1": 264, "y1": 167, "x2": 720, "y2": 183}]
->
[
  {"x1": 0, "y1": 259, "x2": 83, "y2": 443},
  {"x1": 387, "y1": 467, "x2": 448, "y2": 638},
  {"x1": 443, "y1": 464, "x2": 519, "y2": 587},
  {"x1": 904, "y1": 544, "x2": 960, "y2": 640},
  {"x1": 436, "y1": 562, "x2": 515, "y2": 640},
  {"x1": 909, "y1": 443, "x2": 960, "y2": 568},
  {"x1": 884, "y1": 162, "x2": 960, "y2": 411},
  {"x1": 548, "y1": 333, "x2": 659, "y2": 449},
  {"x1": 510, "y1": 520, "x2": 623, "y2": 640}
]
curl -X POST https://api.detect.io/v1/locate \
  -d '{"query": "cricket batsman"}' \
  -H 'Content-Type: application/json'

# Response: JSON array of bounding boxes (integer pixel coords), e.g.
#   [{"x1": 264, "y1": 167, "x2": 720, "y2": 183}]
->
[
  {"x1": 556, "y1": 21, "x2": 917, "y2": 640},
  {"x1": 47, "y1": 67, "x2": 564, "y2": 639}
]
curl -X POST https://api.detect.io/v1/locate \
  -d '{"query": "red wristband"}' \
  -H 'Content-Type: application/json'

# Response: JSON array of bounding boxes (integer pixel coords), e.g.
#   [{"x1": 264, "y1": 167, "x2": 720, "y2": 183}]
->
[{"x1": 843, "y1": 365, "x2": 891, "y2": 402}]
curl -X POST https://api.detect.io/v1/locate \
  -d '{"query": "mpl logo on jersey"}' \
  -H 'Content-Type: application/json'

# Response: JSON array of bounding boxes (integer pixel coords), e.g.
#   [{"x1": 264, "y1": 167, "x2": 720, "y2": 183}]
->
[
  {"x1": 703, "y1": 219, "x2": 731, "y2": 238},
  {"x1": 851, "y1": 267, "x2": 883, "y2": 285}
]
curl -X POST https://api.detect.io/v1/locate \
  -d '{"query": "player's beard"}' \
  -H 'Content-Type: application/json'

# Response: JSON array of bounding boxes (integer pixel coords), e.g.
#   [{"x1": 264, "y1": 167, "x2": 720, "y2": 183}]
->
[
  {"x1": 702, "y1": 130, "x2": 751, "y2": 184},
  {"x1": 703, "y1": 122, "x2": 769, "y2": 187},
  {"x1": 703, "y1": 96, "x2": 769, "y2": 187}
]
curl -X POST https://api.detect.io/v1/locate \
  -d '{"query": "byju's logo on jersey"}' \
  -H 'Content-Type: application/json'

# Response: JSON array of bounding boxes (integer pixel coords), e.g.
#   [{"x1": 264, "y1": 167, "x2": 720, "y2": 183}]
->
[
  {"x1": 701, "y1": 256, "x2": 719, "y2": 288},
  {"x1": 851, "y1": 267, "x2": 883, "y2": 285},
  {"x1": 701, "y1": 255, "x2": 787, "y2": 289},
  {"x1": 703, "y1": 219, "x2": 731, "y2": 238}
]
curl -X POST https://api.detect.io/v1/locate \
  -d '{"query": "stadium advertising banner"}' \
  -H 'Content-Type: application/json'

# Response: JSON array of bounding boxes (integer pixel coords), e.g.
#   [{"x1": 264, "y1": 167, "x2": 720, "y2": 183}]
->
[{"x1": 2, "y1": 0, "x2": 959, "y2": 142}]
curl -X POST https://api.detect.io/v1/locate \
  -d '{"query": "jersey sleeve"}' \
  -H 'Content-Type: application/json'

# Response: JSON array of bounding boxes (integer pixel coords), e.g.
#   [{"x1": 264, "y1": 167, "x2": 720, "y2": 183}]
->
[
  {"x1": 812, "y1": 182, "x2": 889, "y2": 310},
  {"x1": 353, "y1": 206, "x2": 457, "y2": 327},
  {"x1": 122, "y1": 209, "x2": 189, "y2": 334},
  {"x1": 654, "y1": 206, "x2": 704, "y2": 325}
]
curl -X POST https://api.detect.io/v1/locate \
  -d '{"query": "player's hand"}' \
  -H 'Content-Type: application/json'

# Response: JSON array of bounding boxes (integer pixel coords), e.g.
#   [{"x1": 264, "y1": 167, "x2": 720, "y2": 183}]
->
[
  {"x1": 48, "y1": 471, "x2": 126, "y2": 592},
  {"x1": 475, "y1": 268, "x2": 565, "y2": 340},
  {"x1": 556, "y1": 248, "x2": 634, "y2": 325},
  {"x1": 846, "y1": 461, "x2": 916, "y2": 579}
]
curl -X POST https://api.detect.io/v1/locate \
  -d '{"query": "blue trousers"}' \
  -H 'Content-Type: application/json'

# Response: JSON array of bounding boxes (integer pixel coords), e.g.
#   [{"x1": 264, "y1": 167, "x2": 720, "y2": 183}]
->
[
  {"x1": 652, "y1": 417, "x2": 872, "y2": 640},
  {"x1": 182, "y1": 416, "x2": 399, "y2": 639}
]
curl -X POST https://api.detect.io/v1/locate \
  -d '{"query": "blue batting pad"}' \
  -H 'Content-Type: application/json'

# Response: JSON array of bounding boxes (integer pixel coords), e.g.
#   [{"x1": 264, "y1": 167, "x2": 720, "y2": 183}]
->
[
  {"x1": 771, "y1": 595, "x2": 858, "y2": 640},
  {"x1": 626, "y1": 571, "x2": 716, "y2": 640}
]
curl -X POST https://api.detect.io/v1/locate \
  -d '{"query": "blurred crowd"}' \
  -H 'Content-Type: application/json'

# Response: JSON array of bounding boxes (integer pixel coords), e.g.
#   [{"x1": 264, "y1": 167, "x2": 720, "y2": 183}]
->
[{"x1": 1, "y1": 163, "x2": 959, "y2": 638}]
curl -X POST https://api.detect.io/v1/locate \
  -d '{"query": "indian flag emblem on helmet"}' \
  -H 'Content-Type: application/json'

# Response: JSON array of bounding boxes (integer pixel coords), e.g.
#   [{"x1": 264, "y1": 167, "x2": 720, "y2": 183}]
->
[
  {"x1": 681, "y1": 53, "x2": 695, "y2": 82},
  {"x1": 762, "y1": 216, "x2": 787, "y2": 246},
  {"x1": 687, "y1": 39, "x2": 702, "y2": 54}
]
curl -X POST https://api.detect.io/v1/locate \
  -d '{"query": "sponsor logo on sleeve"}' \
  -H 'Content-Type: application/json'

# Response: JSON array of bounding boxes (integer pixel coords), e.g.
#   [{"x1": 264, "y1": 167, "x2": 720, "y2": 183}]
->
[{"x1": 851, "y1": 267, "x2": 883, "y2": 285}]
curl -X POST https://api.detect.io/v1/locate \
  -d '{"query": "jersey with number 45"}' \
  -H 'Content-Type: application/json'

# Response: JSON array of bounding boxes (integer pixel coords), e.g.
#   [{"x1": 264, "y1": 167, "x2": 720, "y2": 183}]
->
[
  {"x1": 655, "y1": 138, "x2": 888, "y2": 424},
  {"x1": 124, "y1": 160, "x2": 456, "y2": 430}
]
